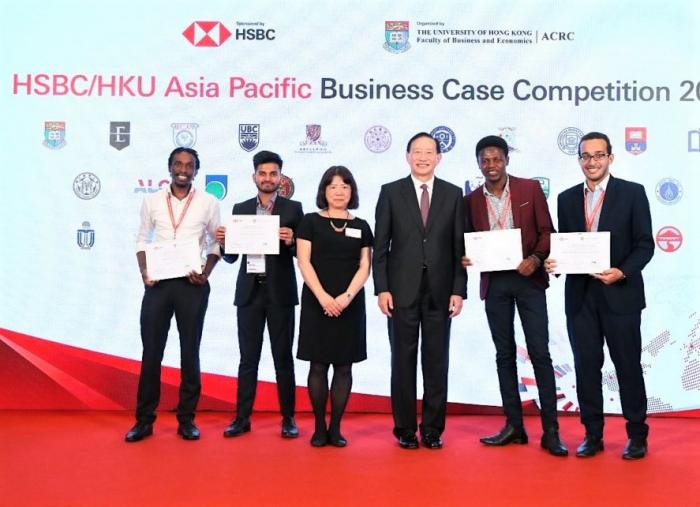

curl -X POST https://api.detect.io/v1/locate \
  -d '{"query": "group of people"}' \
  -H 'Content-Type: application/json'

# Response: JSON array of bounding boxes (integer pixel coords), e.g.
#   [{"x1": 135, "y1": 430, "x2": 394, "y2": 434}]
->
[{"x1": 125, "y1": 130, "x2": 654, "y2": 461}]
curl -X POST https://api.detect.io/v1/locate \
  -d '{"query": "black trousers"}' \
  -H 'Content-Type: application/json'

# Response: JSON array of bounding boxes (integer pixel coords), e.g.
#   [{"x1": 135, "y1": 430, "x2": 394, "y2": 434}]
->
[
  {"x1": 235, "y1": 280, "x2": 296, "y2": 419},
  {"x1": 484, "y1": 271, "x2": 558, "y2": 432},
  {"x1": 388, "y1": 272, "x2": 451, "y2": 437},
  {"x1": 567, "y1": 280, "x2": 648, "y2": 439},
  {"x1": 135, "y1": 278, "x2": 210, "y2": 425}
]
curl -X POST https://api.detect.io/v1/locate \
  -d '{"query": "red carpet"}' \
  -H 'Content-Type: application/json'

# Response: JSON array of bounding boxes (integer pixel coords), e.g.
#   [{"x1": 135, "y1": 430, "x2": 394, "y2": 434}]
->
[{"x1": 0, "y1": 412, "x2": 698, "y2": 507}]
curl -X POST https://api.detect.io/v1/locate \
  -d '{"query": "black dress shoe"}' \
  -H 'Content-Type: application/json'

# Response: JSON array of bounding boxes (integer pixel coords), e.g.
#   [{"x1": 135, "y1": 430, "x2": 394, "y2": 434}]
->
[
  {"x1": 328, "y1": 432, "x2": 347, "y2": 447},
  {"x1": 622, "y1": 438, "x2": 647, "y2": 460},
  {"x1": 421, "y1": 433, "x2": 443, "y2": 449},
  {"x1": 125, "y1": 423, "x2": 153, "y2": 442},
  {"x1": 480, "y1": 424, "x2": 528, "y2": 446},
  {"x1": 540, "y1": 431, "x2": 568, "y2": 457},
  {"x1": 576, "y1": 436, "x2": 604, "y2": 457},
  {"x1": 310, "y1": 430, "x2": 328, "y2": 447},
  {"x1": 281, "y1": 416, "x2": 299, "y2": 438},
  {"x1": 177, "y1": 422, "x2": 200, "y2": 440},
  {"x1": 397, "y1": 433, "x2": 419, "y2": 449},
  {"x1": 223, "y1": 417, "x2": 251, "y2": 438}
]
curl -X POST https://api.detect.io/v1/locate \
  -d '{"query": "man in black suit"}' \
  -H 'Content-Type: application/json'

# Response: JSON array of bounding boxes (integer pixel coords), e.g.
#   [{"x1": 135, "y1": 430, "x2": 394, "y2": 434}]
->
[
  {"x1": 373, "y1": 132, "x2": 466, "y2": 450},
  {"x1": 216, "y1": 150, "x2": 303, "y2": 438},
  {"x1": 546, "y1": 132, "x2": 654, "y2": 459}
]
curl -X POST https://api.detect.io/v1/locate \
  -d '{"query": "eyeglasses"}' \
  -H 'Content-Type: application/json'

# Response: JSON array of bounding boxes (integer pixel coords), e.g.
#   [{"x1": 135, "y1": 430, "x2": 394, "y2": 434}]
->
[{"x1": 579, "y1": 153, "x2": 609, "y2": 162}]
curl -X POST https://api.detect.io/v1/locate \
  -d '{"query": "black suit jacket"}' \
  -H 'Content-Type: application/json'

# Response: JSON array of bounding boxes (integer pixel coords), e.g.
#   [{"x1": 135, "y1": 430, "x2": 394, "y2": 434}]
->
[
  {"x1": 223, "y1": 196, "x2": 303, "y2": 306},
  {"x1": 557, "y1": 175, "x2": 654, "y2": 316},
  {"x1": 373, "y1": 175, "x2": 466, "y2": 307}
]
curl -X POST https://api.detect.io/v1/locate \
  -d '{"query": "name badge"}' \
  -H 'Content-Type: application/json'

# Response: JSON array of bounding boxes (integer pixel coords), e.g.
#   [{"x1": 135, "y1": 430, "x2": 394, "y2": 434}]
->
[
  {"x1": 345, "y1": 227, "x2": 361, "y2": 239},
  {"x1": 246, "y1": 254, "x2": 266, "y2": 273}
]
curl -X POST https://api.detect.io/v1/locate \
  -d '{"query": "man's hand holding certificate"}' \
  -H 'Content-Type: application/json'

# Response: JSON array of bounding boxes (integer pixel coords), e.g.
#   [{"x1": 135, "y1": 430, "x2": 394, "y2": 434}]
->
[
  {"x1": 464, "y1": 228, "x2": 522, "y2": 272},
  {"x1": 549, "y1": 232, "x2": 610, "y2": 274},
  {"x1": 225, "y1": 215, "x2": 280, "y2": 255},
  {"x1": 145, "y1": 239, "x2": 202, "y2": 281}
]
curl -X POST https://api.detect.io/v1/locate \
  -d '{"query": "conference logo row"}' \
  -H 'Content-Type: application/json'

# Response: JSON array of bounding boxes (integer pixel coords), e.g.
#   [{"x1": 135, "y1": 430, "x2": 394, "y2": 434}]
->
[
  {"x1": 43, "y1": 121, "x2": 391, "y2": 154},
  {"x1": 43, "y1": 122, "x2": 700, "y2": 157},
  {"x1": 73, "y1": 173, "x2": 294, "y2": 202}
]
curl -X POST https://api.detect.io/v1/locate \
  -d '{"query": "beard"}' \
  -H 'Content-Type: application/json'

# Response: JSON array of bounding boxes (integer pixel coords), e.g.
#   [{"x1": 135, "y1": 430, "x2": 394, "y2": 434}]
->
[{"x1": 256, "y1": 182, "x2": 279, "y2": 194}]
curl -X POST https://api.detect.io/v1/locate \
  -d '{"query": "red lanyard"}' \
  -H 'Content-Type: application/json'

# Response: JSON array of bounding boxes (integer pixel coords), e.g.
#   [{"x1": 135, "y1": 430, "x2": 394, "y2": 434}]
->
[
  {"x1": 166, "y1": 189, "x2": 196, "y2": 239},
  {"x1": 485, "y1": 192, "x2": 512, "y2": 230},
  {"x1": 584, "y1": 189, "x2": 605, "y2": 232}
]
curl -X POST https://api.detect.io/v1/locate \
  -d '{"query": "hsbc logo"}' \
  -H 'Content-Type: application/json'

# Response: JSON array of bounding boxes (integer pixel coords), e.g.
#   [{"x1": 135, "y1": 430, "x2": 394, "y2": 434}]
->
[
  {"x1": 183, "y1": 21, "x2": 276, "y2": 46},
  {"x1": 183, "y1": 21, "x2": 232, "y2": 47}
]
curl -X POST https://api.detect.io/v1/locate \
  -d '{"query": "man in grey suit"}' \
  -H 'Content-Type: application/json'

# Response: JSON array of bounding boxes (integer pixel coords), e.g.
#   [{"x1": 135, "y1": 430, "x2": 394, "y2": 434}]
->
[
  {"x1": 373, "y1": 132, "x2": 467, "y2": 449},
  {"x1": 216, "y1": 150, "x2": 303, "y2": 439},
  {"x1": 546, "y1": 132, "x2": 654, "y2": 459}
]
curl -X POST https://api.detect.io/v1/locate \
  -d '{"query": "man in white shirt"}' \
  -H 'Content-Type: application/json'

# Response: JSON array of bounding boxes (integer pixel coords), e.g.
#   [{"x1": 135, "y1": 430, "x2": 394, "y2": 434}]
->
[{"x1": 125, "y1": 147, "x2": 221, "y2": 442}]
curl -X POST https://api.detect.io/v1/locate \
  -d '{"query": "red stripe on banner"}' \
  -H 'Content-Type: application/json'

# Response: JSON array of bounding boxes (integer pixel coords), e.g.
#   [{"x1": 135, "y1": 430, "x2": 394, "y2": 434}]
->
[{"x1": 1, "y1": 327, "x2": 699, "y2": 417}]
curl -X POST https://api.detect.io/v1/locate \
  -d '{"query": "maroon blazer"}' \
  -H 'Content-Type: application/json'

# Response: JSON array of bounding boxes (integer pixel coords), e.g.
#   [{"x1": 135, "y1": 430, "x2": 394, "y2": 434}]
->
[{"x1": 464, "y1": 174, "x2": 554, "y2": 300}]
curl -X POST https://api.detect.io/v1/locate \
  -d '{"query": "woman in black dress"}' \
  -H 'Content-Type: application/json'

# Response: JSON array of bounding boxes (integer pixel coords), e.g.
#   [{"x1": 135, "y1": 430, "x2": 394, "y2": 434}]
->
[{"x1": 296, "y1": 166, "x2": 373, "y2": 447}]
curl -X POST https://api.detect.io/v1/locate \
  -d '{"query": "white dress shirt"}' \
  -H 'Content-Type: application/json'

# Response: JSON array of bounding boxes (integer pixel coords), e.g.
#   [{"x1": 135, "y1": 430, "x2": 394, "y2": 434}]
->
[
  {"x1": 410, "y1": 174, "x2": 435, "y2": 206},
  {"x1": 136, "y1": 185, "x2": 221, "y2": 257}
]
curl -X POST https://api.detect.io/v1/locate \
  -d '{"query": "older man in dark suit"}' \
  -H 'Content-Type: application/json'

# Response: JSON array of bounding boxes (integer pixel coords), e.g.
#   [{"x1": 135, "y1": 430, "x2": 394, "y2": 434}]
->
[
  {"x1": 546, "y1": 131, "x2": 654, "y2": 460},
  {"x1": 216, "y1": 150, "x2": 303, "y2": 439},
  {"x1": 463, "y1": 135, "x2": 567, "y2": 456},
  {"x1": 373, "y1": 132, "x2": 466, "y2": 450}
]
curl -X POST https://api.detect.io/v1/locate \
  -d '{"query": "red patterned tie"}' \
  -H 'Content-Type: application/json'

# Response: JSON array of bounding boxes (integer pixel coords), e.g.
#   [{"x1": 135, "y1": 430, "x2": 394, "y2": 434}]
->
[{"x1": 420, "y1": 184, "x2": 429, "y2": 226}]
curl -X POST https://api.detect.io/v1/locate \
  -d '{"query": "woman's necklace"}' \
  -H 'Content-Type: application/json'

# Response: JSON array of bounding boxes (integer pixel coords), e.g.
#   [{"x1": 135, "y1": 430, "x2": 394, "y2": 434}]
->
[{"x1": 327, "y1": 209, "x2": 349, "y2": 232}]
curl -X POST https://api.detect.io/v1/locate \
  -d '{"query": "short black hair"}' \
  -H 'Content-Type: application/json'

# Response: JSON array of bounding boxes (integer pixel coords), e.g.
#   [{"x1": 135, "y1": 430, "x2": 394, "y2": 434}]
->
[
  {"x1": 316, "y1": 166, "x2": 359, "y2": 210},
  {"x1": 168, "y1": 147, "x2": 200, "y2": 170},
  {"x1": 406, "y1": 132, "x2": 441, "y2": 154},
  {"x1": 578, "y1": 132, "x2": 612, "y2": 156},
  {"x1": 253, "y1": 150, "x2": 283, "y2": 171},
  {"x1": 475, "y1": 135, "x2": 509, "y2": 159}
]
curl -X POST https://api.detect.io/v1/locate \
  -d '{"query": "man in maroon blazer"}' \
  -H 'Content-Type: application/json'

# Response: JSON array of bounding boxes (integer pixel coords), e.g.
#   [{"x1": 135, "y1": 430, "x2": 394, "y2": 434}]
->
[{"x1": 463, "y1": 135, "x2": 567, "y2": 456}]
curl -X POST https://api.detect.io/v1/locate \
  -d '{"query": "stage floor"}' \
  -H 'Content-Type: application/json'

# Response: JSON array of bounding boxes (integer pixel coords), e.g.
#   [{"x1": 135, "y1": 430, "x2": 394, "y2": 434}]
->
[{"x1": 1, "y1": 412, "x2": 698, "y2": 506}]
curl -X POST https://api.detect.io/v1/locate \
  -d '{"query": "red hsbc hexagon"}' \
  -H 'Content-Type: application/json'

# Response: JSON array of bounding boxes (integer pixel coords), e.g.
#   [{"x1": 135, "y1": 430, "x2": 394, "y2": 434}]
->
[
  {"x1": 655, "y1": 225, "x2": 682, "y2": 252},
  {"x1": 183, "y1": 21, "x2": 232, "y2": 47}
]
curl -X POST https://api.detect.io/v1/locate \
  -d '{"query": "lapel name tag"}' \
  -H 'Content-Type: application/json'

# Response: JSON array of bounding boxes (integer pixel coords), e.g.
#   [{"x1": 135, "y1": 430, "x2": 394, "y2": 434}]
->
[{"x1": 345, "y1": 227, "x2": 361, "y2": 238}]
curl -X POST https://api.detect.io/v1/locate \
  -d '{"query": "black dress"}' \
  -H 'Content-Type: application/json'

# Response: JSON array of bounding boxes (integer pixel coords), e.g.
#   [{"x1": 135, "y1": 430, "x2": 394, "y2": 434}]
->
[{"x1": 296, "y1": 213, "x2": 373, "y2": 364}]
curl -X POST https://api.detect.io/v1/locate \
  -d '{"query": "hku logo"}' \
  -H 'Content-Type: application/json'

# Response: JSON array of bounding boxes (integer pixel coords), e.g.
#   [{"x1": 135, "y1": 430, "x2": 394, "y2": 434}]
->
[
  {"x1": 183, "y1": 21, "x2": 232, "y2": 47},
  {"x1": 384, "y1": 21, "x2": 410, "y2": 53},
  {"x1": 110, "y1": 121, "x2": 130, "y2": 150}
]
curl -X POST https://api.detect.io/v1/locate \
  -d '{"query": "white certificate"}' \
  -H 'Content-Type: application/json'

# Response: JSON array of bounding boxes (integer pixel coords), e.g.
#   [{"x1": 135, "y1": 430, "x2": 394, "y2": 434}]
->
[
  {"x1": 464, "y1": 228, "x2": 522, "y2": 272},
  {"x1": 145, "y1": 239, "x2": 202, "y2": 280},
  {"x1": 550, "y1": 232, "x2": 610, "y2": 274},
  {"x1": 225, "y1": 215, "x2": 280, "y2": 255}
]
